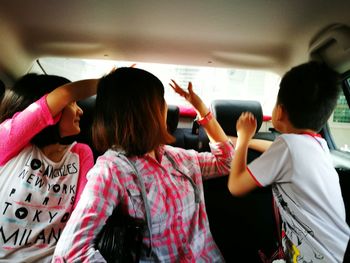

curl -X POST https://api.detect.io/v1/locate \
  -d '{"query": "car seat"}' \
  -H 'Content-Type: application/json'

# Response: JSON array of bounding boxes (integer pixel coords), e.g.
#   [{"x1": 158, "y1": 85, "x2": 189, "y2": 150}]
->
[
  {"x1": 204, "y1": 99, "x2": 278, "y2": 262},
  {"x1": 0, "y1": 79, "x2": 5, "y2": 102},
  {"x1": 76, "y1": 98, "x2": 190, "y2": 159},
  {"x1": 167, "y1": 105, "x2": 203, "y2": 151}
]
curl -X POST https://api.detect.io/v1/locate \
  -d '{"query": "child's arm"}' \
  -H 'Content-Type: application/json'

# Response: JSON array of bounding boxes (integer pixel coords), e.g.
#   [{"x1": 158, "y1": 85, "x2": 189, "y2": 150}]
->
[
  {"x1": 170, "y1": 80, "x2": 228, "y2": 143},
  {"x1": 229, "y1": 136, "x2": 273, "y2": 152},
  {"x1": 0, "y1": 79, "x2": 98, "y2": 165},
  {"x1": 46, "y1": 79, "x2": 98, "y2": 117},
  {"x1": 249, "y1": 139, "x2": 273, "y2": 152},
  {"x1": 228, "y1": 112, "x2": 260, "y2": 196}
]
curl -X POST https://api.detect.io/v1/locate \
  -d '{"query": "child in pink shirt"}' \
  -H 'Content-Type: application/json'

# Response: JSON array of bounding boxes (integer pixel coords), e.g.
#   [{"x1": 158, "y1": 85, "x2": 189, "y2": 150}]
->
[{"x1": 0, "y1": 74, "x2": 97, "y2": 262}]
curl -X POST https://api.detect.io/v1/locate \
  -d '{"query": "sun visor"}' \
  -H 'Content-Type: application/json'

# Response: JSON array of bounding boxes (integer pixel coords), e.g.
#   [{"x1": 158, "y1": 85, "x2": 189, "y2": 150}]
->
[{"x1": 309, "y1": 24, "x2": 350, "y2": 74}]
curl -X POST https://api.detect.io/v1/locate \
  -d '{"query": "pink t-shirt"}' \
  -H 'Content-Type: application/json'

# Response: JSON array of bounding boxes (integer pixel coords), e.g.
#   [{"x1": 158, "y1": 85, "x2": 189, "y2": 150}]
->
[{"x1": 0, "y1": 96, "x2": 94, "y2": 262}]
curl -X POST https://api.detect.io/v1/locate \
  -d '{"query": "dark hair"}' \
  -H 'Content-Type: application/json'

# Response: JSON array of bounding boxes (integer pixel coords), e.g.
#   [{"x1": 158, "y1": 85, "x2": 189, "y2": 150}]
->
[
  {"x1": 92, "y1": 67, "x2": 174, "y2": 156},
  {"x1": 0, "y1": 73, "x2": 71, "y2": 147},
  {"x1": 277, "y1": 61, "x2": 340, "y2": 132}
]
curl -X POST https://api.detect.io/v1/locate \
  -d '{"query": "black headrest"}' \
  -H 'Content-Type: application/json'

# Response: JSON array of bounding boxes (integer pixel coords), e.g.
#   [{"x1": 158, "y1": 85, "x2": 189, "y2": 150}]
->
[
  {"x1": 211, "y1": 100, "x2": 263, "y2": 136},
  {"x1": 76, "y1": 95, "x2": 96, "y2": 145},
  {"x1": 167, "y1": 105, "x2": 179, "y2": 134},
  {"x1": 0, "y1": 79, "x2": 5, "y2": 98},
  {"x1": 76, "y1": 97, "x2": 180, "y2": 144},
  {"x1": 77, "y1": 98, "x2": 180, "y2": 138}
]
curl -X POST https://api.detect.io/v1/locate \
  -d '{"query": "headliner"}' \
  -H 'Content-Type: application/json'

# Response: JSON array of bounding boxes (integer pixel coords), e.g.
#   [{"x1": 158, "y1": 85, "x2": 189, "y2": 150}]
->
[{"x1": 0, "y1": 0, "x2": 349, "y2": 78}]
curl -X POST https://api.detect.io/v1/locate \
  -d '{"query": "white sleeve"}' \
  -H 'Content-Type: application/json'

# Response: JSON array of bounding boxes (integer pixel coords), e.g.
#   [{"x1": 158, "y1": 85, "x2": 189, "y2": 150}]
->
[{"x1": 248, "y1": 136, "x2": 293, "y2": 186}]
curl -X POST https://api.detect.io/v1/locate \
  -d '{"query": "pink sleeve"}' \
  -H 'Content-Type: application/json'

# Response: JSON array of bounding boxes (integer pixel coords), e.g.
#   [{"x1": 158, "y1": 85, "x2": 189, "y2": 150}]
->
[
  {"x1": 198, "y1": 140, "x2": 235, "y2": 179},
  {"x1": 0, "y1": 95, "x2": 61, "y2": 165},
  {"x1": 53, "y1": 155, "x2": 123, "y2": 262},
  {"x1": 72, "y1": 143, "x2": 94, "y2": 209}
]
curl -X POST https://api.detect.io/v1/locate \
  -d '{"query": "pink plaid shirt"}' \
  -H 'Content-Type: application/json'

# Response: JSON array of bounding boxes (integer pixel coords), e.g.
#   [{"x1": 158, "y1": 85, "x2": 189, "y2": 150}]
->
[{"x1": 53, "y1": 141, "x2": 234, "y2": 262}]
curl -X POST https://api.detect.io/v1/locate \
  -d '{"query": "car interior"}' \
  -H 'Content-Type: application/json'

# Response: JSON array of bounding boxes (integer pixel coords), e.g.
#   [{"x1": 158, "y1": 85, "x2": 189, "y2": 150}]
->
[{"x1": 1, "y1": 1, "x2": 350, "y2": 262}]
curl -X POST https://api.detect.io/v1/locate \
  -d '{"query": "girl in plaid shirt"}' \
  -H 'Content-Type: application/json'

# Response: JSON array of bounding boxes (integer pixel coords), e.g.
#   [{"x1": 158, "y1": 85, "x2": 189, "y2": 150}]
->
[{"x1": 53, "y1": 67, "x2": 234, "y2": 262}]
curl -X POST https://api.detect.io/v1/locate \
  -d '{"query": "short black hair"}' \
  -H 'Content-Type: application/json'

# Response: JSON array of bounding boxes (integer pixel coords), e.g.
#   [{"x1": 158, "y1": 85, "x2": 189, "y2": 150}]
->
[
  {"x1": 0, "y1": 73, "x2": 71, "y2": 147},
  {"x1": 277, "y1": 61, "x2": 340, "y2": 132}
]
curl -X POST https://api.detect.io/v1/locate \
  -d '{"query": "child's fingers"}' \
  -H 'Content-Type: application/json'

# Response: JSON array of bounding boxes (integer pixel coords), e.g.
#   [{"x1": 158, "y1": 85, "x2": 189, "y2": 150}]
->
[
  {"x1": 170, "y1": 80, "x2": 187, "y2": 96},
  {"x1": 170, "y1": 79, "x2": 182, "y2": 91},
  {"x1": 239, "y1": 111, "x2": 251, "y2": 120},
  {"x1": 248, "y1": 112, "x2": 256, "y2": 121},
  {"x1": 238, "y1": 112, "x2": 257, "y2": 127},
  {"x1": 187, "y1": 82, "x2": 193, "y2": 94},
  {"x1": 109, "y1": 66, "x2": 117, "y2": 73},
  {"x1": 242, "y1": 112, "x2": 256, "y2": 121},
  {"x1": 169, "y1": 79, "x2": 180, "y2": 91}
]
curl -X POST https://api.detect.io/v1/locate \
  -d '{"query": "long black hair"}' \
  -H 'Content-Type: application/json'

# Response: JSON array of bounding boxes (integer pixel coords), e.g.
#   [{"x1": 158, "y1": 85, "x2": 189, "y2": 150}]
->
[{"x1": 0, "y1": 73, "x2": 71, "y2": 147}]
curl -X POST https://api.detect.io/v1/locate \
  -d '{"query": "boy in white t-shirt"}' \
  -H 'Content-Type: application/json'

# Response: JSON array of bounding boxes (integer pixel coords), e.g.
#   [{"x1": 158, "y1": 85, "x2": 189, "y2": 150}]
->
[{"x1": 228, "y1": 61, "x2": 350, "y2": 262}]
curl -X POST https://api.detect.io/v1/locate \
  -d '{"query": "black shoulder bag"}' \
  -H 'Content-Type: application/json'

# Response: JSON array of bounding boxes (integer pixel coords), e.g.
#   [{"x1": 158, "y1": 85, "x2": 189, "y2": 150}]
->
[{"x1": 94, "y1": 153, "x2": 153, "y2": 263}]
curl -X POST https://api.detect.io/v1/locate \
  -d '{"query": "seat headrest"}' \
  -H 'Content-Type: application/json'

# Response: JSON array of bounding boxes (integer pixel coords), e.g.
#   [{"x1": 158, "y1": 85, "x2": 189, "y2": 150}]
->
[
  {"x1": 167, "y1": 105, "x2": 179, "y2": 134},
  {"x1": 77, "y1": 98, "x2": 180, "y2": 139},
  {"x1": 211, "y1": 100, "x2": 263, "y2": 136},
  {"x1": 0, "y1": 79, "x2": 5, "y2": 99},
  {"x1": 76, "y1": 98, "x2": 180, "y2": 157},
  {"x1": 77, "y1": 95, "x2": 96, "y2": 145}
]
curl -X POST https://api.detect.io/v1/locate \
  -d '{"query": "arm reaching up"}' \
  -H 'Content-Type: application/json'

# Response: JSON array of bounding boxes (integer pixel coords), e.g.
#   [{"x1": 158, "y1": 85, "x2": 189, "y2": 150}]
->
[
  {"x1": 228, "y1": 112, "x2": 259, "y2": 196},
  {"x1": 170, "y1": 80, "x2": 228, "y2": 143},
  {"x1": 46, "y1": 79, "x2": 99, "y2": 117}
]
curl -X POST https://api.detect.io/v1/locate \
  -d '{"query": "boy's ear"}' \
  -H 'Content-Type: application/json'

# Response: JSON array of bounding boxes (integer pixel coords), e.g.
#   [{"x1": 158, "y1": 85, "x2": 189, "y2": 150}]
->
[{"x1": 275, "y1": 104, "x2": 284, "y2": 121}]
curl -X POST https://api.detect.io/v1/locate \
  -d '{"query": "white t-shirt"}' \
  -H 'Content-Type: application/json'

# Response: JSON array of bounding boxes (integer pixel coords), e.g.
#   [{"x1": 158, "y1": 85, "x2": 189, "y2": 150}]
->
[
  {"x1": 0, "y1": 144, "x2": 80, "y2": 262},
  {"x1": 248, "y1": 134, "x2": 350, "y2": 263},
  {"x1": 0, "y1": 96, "x2": 94, "y2": 262}
]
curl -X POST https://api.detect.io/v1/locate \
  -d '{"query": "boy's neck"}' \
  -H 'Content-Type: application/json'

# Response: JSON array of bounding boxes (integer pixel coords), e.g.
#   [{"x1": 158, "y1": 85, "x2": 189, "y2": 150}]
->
[
  {"x1": 279, "y1": 122, "x2": 318, "y2": 136},
  {"x1": 275, "y1": 105, "x2": 319, "y2": 136}
]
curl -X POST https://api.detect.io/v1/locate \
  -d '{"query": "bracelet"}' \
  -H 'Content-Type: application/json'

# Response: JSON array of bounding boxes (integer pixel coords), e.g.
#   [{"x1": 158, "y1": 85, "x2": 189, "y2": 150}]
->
[{"x1": 196, "y1": 111, "x2": 213, "y2": 126}]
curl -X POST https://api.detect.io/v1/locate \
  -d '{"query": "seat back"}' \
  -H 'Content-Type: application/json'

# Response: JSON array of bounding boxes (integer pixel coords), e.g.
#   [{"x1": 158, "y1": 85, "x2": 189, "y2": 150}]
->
[
  {"x1": 76, "y1": 99, "x2": 187, "y2": 159},
  {"x1": 0, "y1": 79, "x2": 5, "y2": 102},
  {"x1": 211, "y1": 99, "x2": 277, "y2": 161},
  {"x1": 203, "y1": 99, "x2": 277, "y2": 262},
  {"x1": 166, "y1": 105, "x2": 179, "y2": 134},
  {"x1": 76, "y1": 95, "x2": 102, "y2": 159},
  {"x1": 167, "y1": 105, "x2": 207, "y2": 151},
  {"x1": 211, "y1": 99, "x2": 263, "y2": 137}
]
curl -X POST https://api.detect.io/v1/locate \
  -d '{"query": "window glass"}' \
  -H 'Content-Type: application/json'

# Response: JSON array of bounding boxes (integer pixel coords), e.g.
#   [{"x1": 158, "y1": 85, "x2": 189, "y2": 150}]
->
[
  {"x1": 328, "y1": 80, "x2": 350, "y2": 153},
  {"x1": 32, "y1": 57, "x2": 280, "y2": 116}
]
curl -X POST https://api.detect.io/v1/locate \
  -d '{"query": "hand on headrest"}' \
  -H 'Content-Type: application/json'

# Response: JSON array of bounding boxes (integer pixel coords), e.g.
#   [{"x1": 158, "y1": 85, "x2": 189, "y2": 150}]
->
[{"x1": 211, "y1": 100, "x2": 263, "y2": 136}]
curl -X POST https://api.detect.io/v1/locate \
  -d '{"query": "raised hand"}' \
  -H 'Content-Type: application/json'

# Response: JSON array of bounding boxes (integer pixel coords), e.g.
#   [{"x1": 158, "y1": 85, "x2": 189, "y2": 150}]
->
[
  {"x1": 169, "y1": 80, "x2": 207, "y2": 115},
  {"x1": 236, "y1": 112, "x2": 257, "y2": 142}
]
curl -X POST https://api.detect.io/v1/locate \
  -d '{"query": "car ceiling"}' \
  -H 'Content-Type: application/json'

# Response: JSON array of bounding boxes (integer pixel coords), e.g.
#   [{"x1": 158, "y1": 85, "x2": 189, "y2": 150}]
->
[{"x1": 0, "y1": 0, "x2": 350, "y2": 80}]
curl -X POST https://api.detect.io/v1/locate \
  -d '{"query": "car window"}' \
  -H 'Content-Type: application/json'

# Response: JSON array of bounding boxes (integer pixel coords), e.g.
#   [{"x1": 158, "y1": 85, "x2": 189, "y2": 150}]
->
[
  {"x1": 30, "y1": 57, "x2": 280, "y2": 116},
  {"x1": 328, "y1": 77, "x2": 350, "y2": 153}
]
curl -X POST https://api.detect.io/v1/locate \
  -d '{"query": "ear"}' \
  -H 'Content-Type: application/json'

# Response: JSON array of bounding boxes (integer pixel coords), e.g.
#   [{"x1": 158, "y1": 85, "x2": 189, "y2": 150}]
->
[{"x1": 275, "y1": 104, "x2": 284, "y2": 121}]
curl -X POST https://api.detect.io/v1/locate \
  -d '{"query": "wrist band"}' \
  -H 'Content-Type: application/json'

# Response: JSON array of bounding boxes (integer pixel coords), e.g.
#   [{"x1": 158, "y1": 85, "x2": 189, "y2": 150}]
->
[{"x1": 196, "y1": 111, "x2": 213, "y2": 126}]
